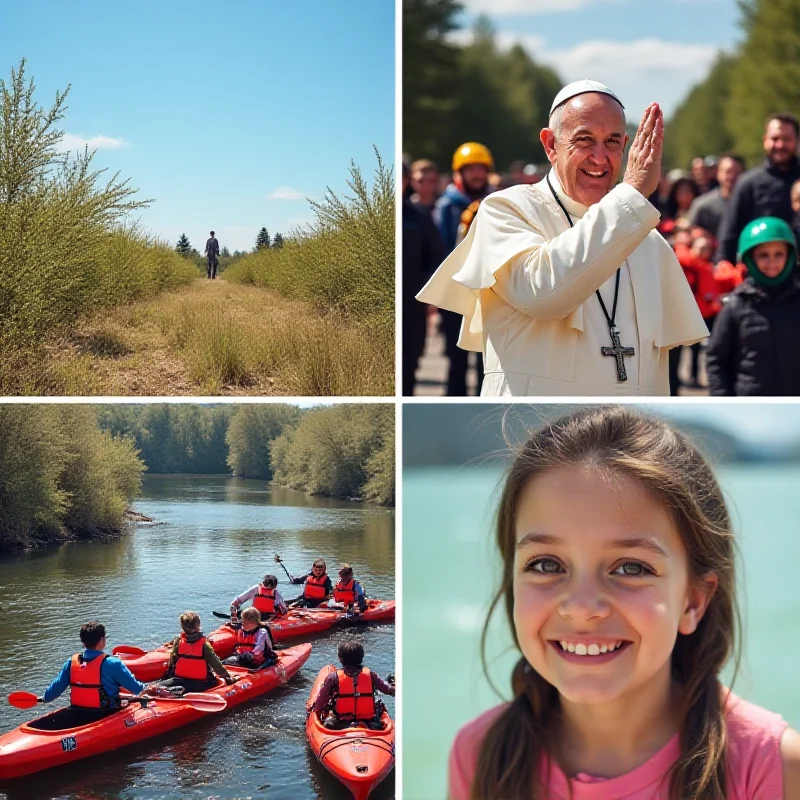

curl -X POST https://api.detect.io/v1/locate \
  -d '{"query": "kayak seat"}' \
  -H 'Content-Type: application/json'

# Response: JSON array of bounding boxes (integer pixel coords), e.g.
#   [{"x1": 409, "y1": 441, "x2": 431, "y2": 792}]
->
[{"x1": 27, "y1": 706, "x2": 121, "y2": 731}]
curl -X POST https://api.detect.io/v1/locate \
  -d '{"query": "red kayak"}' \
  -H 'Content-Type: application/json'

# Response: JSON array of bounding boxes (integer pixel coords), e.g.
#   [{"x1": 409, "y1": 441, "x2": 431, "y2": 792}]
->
[
  {"x1": 306, "y1": 664, "x2": 395, "y2": 800},
  {"x1": 115, "y1": 600, "x2": 395, "y2": 682},
  {"x1": 0, "y1": 644, "x2": 311, "y2": 780}
]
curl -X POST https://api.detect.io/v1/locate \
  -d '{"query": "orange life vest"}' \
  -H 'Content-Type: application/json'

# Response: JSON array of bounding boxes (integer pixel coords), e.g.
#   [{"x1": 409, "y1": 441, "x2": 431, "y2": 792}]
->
[
  {"x1": 69, "y1": 653, "x2": 108, "y2": 708},
  {"x1": 334, "y1": 667, "x2": 375, "y2": 722},
  {"x1": 334, "y1": 579, "x2": 356, "y2": 605},
  {"x1": 253, "y1": 586, "x2": 275, "y2": 615},
  {"x1": 235, "y1": 627, "x2": 264, "y2": 664},
  {"x1": 173, "y1": 634, "x2": 209, "y2": 681},
  {"x1": 303, "y1": 573, "x2": 328, "y2": 601}
]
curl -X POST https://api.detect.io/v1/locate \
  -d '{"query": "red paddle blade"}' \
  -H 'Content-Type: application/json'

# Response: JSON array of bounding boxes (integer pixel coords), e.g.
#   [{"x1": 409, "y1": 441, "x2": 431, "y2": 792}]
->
[
  {"x1": 113, "y1": 645, "x2": 147, "y2": 656},
  {"x1": 167, "y1": 693, "x2": 227, "y2": 712},
  {"x1": 8, "y1": 692, "x2": 39, "y2": 709}
]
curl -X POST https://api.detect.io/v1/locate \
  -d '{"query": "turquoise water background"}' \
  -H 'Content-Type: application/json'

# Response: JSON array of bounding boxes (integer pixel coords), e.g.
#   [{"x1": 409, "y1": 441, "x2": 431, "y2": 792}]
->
[{"x1": 403, "y1": 462, "x2": 800, "y2": 800}]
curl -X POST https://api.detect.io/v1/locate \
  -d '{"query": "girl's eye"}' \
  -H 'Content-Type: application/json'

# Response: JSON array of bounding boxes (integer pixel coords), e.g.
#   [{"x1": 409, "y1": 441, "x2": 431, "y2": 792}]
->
[
  {"x1": 612, "y1": 561, "x2": 653, "y2": 577},
  {"x1": 526, "y1": 557, "x2": 563, "y2": 574}
]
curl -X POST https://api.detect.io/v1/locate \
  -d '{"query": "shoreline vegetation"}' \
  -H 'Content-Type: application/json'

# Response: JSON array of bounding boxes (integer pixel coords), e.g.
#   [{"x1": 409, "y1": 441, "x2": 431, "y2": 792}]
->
[
  {"x1": 0, "y1": 60, "x2": 394, "y2": 396},
  {"x1": 1, "y1": 405, "x2": 394, "y2": 555}
]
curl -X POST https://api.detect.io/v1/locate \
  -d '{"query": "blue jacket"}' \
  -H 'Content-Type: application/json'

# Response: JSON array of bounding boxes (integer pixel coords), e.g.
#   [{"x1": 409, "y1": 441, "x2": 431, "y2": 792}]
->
[
  {"x1": 44, "y1": 649, "x2": 147, "y2": 705},
  {"x1": 434, "y1": 184, "x2": 475, "y2": 255}
]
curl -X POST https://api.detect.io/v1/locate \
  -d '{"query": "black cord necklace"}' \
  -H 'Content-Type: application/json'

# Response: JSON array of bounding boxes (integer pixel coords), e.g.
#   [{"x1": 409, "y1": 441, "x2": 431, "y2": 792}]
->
[{"x1": 545, "y1": 174, "x2": 634, "y2": 381}]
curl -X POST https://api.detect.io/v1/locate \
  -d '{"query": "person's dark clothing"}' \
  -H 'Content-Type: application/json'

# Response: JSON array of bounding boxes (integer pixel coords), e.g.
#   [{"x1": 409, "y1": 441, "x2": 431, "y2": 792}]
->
[
  {"x1": 434, "y1": 183, "x2": 489, "y2": 396},
  {"x1": 289, "y1": 573, "x2": 332, "y2": 608},
  {"x1": 706, "y1": 274, "x2": 800, "y2": 395},
  {"x1": 687, "y1": 188, "x2": 728, "y2": 240},
  {"x1": 404, "y1": 199, "x2": 444, "y2": 395},
  {"x1": 158, "y1": 676, "x2": 217, "y2": 692},
  {"x1": 716, "y1": 157, "x2": 800, "y2": 263},
  {"x1": 205, "y1": 237, "x2": 220, "y2": 279}
]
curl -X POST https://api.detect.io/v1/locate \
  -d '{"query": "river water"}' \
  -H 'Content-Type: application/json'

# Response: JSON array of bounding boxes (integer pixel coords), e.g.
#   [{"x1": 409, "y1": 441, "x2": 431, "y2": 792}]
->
[{"x1": 0, "y1": 475, "x2": 396, "y2": 800}]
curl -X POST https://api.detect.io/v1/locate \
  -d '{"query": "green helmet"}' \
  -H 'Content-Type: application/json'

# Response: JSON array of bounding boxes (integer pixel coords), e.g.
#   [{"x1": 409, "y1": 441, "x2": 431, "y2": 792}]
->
[{"x1": 737, "y1": 216, "x2": 797, "y2": 286}]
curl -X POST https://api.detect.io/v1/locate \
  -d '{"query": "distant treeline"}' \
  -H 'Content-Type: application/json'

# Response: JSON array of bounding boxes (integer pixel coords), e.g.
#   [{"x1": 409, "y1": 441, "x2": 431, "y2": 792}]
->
[
  {"x1": 1, "y1": 404, "x2": 394, "y2": 552},
  {"x1": 0, "y1": 60, "x2": 198, "y2": 393},
  {"x1": 403, "y1": 405, "x2": 795, "y2": 468},
  {"x1": 98, "y1": 403, "x2": 395, "y2": 504},
  {"x1": 0, "y1": 406, "x2": 144, "y2": 551},
  {"x1": 404, "y1": 1, "x2": 561, "y2": 171},
  {"x1": 665, "y1": 0, "x2": 800, "y2": 169}
]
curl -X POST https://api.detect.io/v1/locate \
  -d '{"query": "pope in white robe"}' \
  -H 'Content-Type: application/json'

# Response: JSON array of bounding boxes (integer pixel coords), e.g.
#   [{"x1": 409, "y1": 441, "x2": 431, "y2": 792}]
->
[{"x1": 416, "y1": 80, "x2": 708, "y2": 396}]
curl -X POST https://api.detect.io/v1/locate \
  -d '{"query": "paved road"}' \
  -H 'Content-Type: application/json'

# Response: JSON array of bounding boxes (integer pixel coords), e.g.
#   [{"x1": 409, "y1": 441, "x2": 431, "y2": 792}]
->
[{"x1": 411, "y1": 312, "x2": 709, "y2": 397}]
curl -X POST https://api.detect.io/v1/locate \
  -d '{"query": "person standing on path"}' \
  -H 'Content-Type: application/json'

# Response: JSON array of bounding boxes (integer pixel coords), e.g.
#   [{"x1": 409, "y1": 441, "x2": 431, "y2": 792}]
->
[{"x1": 205, "y1": 231, "x2": 220, "y2": 279}]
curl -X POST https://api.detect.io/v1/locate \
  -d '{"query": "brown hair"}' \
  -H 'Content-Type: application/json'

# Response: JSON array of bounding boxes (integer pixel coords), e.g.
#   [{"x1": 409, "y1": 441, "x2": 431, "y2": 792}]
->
[
  {"x1": 241, "y1": 607, "x2": 262, "y2": 624},
  {"x1": 179, "y1": 611, "x2": 201, "y2": 634},
  {"x1": 765, "y1": 112, "x2": 800, "y2": 136},
  {"x1": 471, "y1": 406, "x2": 741, "y2": 800},
  {"x1": 411, "y1": 158, "x2": 438, "y2": 175}
]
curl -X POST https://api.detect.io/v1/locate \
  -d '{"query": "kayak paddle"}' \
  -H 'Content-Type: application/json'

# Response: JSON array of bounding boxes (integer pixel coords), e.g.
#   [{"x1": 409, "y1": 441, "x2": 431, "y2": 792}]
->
[
  {"x1": 9, "y1": 691, "x2": 227, "y2": 713},
  {"x1": 273, "y1": 553, "x2": 294, "y2": 581},
  {"x1": 112, "y1": 645, "x2": 147, "y2": 657}
]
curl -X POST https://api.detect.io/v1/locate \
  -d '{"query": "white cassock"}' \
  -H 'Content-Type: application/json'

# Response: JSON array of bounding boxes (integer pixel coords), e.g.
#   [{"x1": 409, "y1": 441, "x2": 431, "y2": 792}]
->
[{"x1": 416, "y1": 170, "x2": 708, "y2": 396}]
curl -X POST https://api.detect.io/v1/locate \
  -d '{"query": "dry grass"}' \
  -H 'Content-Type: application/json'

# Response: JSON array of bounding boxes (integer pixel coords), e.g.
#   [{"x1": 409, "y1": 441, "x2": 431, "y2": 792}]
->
[{"x1": 18, "y1": 279, "x2": 393, "y2": 396}]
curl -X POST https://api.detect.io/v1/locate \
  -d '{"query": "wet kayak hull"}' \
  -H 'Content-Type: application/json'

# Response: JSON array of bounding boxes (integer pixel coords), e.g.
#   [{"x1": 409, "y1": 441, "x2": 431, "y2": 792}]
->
[{"x1": 0, "y1": 644, "x2": 312, "y2": 780}]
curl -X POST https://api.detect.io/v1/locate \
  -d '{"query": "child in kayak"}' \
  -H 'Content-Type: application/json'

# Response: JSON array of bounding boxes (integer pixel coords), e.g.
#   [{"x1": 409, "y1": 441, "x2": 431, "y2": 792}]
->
[
  {"x1": 230, "y1": 574, "x2": 288, "y2": 621},
  {"x1": 37, "y1": 621, "x2": 150, "y2": 726},
  {"x1": 448, "y1": 406, "x2": 800, "y2": 800},
  {"x1": 312, "y1": 640, "x2": 395, "y2": 731},
  {"x1": 223, "y1": 607, "x2": 278, "y2": 669},
  {"x1": 328, "y1": 564, "x2": 368, "y2": 614},
  {"x1": 158, "y1": 611, "x2": 235, "y2": 694},
  {"x1": 288, "y1": 558, "x2": 333, "y2": 608},
  {"x1": 706, "y1": 216, "x2": 800, "y2": 395}
]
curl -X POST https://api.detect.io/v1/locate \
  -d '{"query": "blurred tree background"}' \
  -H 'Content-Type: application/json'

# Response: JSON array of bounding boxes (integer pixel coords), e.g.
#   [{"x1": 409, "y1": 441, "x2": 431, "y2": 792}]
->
[{"x1": 404, "y1": 0, "x2": 800, "y2": 173}]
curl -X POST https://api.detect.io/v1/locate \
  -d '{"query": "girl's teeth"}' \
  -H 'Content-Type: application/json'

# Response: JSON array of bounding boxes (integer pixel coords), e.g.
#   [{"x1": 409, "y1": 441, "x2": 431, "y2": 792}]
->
[{"x1": 558, "y1": 641, "x2": 624, "y2": 656}]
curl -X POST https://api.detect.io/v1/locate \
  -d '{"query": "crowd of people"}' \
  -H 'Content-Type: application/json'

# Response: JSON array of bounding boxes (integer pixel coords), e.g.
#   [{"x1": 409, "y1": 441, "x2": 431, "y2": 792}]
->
[{"x1": 404, "y1": 111, "x2": 800, "y2": 396}]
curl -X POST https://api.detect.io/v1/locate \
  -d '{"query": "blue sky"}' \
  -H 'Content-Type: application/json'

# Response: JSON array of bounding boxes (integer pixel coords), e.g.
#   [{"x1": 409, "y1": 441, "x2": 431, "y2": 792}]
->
[
  {"x1": 1, "y1": 1, "x2": 394, "y2": 252},
  {"x1": 456, "y1": 0, "x2": 741, "y2": 123}
]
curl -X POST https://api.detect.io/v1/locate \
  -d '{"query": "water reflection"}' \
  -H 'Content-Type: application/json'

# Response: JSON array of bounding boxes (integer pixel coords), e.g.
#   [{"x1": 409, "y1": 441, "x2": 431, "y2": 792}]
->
[{"x1": 0, "y1": 475, "x2": 395, "y2": 799}]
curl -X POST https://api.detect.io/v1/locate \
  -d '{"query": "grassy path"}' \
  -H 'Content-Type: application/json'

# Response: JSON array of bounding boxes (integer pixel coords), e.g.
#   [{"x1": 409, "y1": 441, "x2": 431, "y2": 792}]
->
[{"x1": 35, "y1": 278, "x2": 393, "y2": 396}]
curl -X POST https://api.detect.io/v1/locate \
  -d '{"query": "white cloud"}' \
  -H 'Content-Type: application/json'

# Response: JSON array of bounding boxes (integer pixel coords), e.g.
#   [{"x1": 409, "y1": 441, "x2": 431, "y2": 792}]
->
[
  {"x1": 458, "y1": 31, "x2": 723, "y2": 119},
  {"x1": 56, "y1": 133, "x2": 127, "y2": 152},
  {"x1": 265, "y1": 187, "x2": 308, "y2": 201},
  {"x1": 462, "y1": 0, "x2": 628, "y2": 14}
]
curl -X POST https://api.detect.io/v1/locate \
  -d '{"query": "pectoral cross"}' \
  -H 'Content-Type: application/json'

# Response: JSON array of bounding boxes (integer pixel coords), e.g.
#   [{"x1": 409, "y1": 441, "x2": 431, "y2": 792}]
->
[{"x1": 601, "y1": 325, "x2": 635, "y2": 382}]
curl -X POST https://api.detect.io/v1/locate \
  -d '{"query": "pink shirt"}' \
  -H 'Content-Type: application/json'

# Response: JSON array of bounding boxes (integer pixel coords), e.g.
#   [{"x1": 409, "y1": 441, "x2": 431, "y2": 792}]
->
[{"x1": 448, "y1": 692, "x2": 787, "y2": 799}]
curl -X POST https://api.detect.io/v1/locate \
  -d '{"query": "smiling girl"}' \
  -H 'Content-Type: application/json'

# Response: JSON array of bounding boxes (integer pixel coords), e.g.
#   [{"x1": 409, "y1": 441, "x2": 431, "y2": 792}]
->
[{"x1": 448, "y1": 406, "x2": 800, "y2": 799}]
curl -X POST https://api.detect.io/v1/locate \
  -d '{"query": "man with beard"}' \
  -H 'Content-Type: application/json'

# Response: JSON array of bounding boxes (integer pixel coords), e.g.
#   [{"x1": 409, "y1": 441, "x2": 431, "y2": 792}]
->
[
  {"x1": 417, "y1": 80, "x2": 707, "y2": 396},
  {"x1": 433, "y1": 142, "x2": 493, "y2": 395},
  {"x1": 716, "y1": 113, "x2": 800, "y2": 264}
]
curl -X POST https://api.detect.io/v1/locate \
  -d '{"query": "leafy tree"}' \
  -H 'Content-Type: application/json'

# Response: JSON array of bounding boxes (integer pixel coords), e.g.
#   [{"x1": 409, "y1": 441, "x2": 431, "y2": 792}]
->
[
  {"x1": 220, "y1": 245, "x2": 230, "y2": 257},
  {"x1": 403, "y1": 0, "x2": 464, "y2": 163},
  {"x1": 176, "y1": 233, "x2": 192, "y2": 255},
  {"x1": 726, "y1": 0, "x2": 800, "y2": 166},
  {"x1": 226, "y1": 405, "x2": 301, "y2": 479},
  {"x1": 272, "y1": 232, "x2": 284, "y2": 249},
  {"x1": 665, "y1": 54, "x2": 739, "y2": 170},
  {"x1": 255, "y1": 227, "x2": 271, "y2": 250}
]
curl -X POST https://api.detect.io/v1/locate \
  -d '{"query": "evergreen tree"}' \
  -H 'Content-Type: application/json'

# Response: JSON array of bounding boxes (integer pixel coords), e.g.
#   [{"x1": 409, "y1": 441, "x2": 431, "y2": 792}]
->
[
  {"x1": 255, "y1": 227, "x2": 271, "y2": 250},
  {"x1": 272, "y1": 232, "x2": 285, "y2": 249},
  {"x1": 403, "y1": 0, "x2": 464, "y2": 163},
  {"x1": 220, "y1": 246, "x2": 230, "y2": 257},
  {"x1": 176, "y1": 233, "x2": 191, "y2": 256},
  {"x1": 727, "y1": 0, "x2": 800, "y2": 166}
]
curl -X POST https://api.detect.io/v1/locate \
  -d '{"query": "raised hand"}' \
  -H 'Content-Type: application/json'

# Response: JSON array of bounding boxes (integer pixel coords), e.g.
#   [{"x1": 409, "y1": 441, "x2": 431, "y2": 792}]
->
[{"x1": 623, "y1": 103, "x2": 663, "y2": 199}]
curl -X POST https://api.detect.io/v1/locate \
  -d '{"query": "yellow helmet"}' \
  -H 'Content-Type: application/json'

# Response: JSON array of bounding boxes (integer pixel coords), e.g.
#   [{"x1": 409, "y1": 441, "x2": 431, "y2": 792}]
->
[{"x1": 452, "y1": 142, "x2": 494, "y2": 172}]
